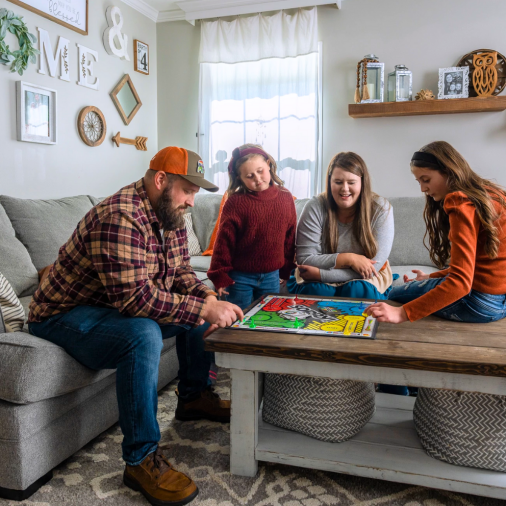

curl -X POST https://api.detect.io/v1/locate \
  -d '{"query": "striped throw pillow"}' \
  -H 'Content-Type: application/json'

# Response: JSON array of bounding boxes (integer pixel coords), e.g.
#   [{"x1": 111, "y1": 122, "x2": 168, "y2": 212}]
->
[
  {"x1": 184, "y1": 213, "x2": 203, "y2": 256},
  {"x1": 0, "y1": 272, "x2": 25, "y2": 332}
]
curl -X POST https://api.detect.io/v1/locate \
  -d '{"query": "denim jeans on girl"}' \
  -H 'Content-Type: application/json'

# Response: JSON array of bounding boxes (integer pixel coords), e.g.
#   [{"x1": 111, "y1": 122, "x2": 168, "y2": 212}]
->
[
  {"x1": 379, "y1": 277, "x2": 506, "y2": 395},
  {"x1": 286, "y1": 277, "x2": 393, "y2": 300},
  {"x1": 225, "y1": 270, "x2": 280, "y2": 310},
  {"x1": 29, "y1": 306, "x2": 211, "y2": 466},
  {"x1": 389, "y1": 276, "x2": 506, "y2": 323}
]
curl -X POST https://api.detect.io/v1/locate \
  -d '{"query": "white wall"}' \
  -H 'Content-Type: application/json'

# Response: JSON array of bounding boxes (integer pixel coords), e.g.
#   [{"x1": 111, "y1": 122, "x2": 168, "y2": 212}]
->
[
  {"x1": 156, "y1": 0, "x2": 506, "y2": 198},
  {"x1": 0, "y1": 0, "x2": 157, "y2": 198}
]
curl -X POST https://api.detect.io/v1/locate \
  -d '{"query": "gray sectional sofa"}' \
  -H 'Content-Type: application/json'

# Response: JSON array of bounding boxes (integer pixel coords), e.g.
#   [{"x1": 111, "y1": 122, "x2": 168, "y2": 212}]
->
[{"x1": 0, "y1": 191, "x2": 437, "y2": 500}]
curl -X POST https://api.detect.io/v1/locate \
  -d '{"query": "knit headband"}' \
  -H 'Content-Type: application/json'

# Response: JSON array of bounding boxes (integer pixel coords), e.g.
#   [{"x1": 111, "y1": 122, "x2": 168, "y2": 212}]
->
[
  {"x1": 411, "y1": 151, "x2": 442, "y2": 167},
  {"x1": 228, "y1": 147, "x2": 269, "y2": 174}
]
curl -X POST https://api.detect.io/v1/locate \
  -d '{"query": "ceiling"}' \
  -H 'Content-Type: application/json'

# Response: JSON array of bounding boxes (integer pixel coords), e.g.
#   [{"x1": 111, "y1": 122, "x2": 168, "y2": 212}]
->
[{"x1": 121, "y1": 0, "x2": 341, "y2": 24}]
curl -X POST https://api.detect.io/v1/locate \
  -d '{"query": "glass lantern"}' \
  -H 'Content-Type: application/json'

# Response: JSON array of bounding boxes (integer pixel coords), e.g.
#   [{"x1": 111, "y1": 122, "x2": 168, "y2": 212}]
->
[
  {"x1": 360, "y1": 54, "x2": 384, "y2": 103},
  {"x1": 387, "y1": 64, "x2": 413, "y2": 102}
]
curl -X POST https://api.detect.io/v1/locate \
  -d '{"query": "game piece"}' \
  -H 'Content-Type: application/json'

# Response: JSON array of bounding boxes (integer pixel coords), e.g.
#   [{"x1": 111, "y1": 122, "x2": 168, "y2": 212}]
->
[{"x1": 232, "y1": 295, "x2": 378, "y2": 339}]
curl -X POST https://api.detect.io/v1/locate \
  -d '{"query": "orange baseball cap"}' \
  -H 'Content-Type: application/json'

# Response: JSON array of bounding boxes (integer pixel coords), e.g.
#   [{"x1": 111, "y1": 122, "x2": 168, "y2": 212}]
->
[{"x1": 149, "y1": 146, "x2": 219, "y2": 192}]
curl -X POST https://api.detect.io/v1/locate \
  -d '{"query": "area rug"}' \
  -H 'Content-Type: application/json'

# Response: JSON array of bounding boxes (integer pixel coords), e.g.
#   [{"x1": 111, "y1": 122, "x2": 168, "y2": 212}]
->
[{"x1": 2, "y1": 371, "x2": 505, "y2": 506}]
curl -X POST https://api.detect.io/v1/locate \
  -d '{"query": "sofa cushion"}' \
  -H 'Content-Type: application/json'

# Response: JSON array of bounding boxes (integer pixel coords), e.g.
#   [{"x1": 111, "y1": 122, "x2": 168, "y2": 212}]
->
[
  {"x1": 0, "y1": 195, "x2": 94, "y2": 271},
  {"x1": 388, "y1": 197, "x2": 434, "y2": 267},
  {"x1": 191, "y1": 193, "x2": 224, "y2": 252},
  {"x1": 0, "y1": 332, "x2": 176, "y2": 404},
  {"x1": 88, "y1": 195, "x2": 105, "y2": 206},
  {"x1": 295, "y1": 198, "x2": 310, "y2": 222},
  {"x1": 390, "y1": 265, "x2": 440, "y2": 287},
  {"x1": 0, "y1": 272, "x2": 25, "y2": 332},
  {"x1": 184, "y1": 213, "x2": 203, "y2": 256},
  {"x1": 190, "y1": 255, "x2": 211, "y2": 273},
  {"x1": 0, "y1": 203, "x2": 38, "y2": 297}
]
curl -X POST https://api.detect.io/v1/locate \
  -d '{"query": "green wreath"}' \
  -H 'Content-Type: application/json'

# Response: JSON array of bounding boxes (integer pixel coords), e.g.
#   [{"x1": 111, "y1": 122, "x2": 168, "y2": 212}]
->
[{"x1": 0, "y1": 8, "x2": 39, "y2": 76}]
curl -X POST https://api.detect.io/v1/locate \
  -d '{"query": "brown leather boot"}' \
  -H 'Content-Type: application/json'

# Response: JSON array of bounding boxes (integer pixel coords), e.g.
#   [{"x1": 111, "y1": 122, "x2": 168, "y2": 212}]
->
[
  {"x1": 123, "y1": 448, "x2": 198, "y2": 506},
  {"x1": 175, "y1": 387, "x2": 230, "y2": 422}
]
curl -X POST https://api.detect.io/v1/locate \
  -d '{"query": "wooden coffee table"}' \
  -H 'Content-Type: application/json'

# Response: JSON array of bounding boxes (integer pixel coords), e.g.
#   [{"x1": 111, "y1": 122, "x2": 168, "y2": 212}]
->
[{"x1": 205, "y1": 298, "x2": 506, "y2": 500}]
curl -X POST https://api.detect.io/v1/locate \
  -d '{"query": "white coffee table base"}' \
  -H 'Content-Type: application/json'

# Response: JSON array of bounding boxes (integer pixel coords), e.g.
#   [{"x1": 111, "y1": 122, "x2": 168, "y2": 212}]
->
[{"x1": 218, "y1": 352, "x2": 506, "y2": 500}]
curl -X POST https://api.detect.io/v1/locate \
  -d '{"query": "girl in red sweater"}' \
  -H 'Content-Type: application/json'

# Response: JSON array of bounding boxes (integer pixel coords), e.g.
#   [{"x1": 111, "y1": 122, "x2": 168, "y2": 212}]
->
[
  {"x1": 366, "y1": 141, "x2": 506, "y2": 324},
  {"x1": 207, "y1": 144, "x2": 297, "y2": 309}
]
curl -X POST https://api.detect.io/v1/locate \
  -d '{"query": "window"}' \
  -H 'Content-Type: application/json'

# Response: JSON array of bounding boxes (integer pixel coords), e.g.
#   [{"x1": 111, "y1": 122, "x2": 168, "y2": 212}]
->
[{"x1": 198, "y1": 10, "x2": 322, "y2": 198}]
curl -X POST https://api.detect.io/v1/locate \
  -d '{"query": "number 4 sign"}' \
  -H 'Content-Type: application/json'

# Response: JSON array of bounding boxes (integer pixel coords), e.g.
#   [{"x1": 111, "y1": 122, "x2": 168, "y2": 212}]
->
[{"x1": 134, "y1": 39, "x2": 149, "y2": 75}]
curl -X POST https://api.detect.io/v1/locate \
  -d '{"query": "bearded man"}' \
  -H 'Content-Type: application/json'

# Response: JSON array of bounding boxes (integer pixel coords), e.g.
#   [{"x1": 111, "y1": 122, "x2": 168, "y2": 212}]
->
[{"x1": 28, "y1": 147, "x2": 243, "y2": 506}]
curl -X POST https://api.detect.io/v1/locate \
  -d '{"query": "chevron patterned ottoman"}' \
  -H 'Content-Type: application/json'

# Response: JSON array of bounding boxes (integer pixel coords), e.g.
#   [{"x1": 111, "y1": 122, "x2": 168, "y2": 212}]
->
[
  {"x1": 262, "y1": 374, "x2": 375, "y2": 443},
  {"x1": 414, "y1": 388, "x2": 506, "y2": 471}
]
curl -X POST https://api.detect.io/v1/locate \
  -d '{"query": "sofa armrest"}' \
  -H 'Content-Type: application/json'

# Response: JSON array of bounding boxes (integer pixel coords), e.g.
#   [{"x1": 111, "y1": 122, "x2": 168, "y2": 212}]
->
[{"x1": 0, "y1": 332, "x2": 113, "y2": 404}]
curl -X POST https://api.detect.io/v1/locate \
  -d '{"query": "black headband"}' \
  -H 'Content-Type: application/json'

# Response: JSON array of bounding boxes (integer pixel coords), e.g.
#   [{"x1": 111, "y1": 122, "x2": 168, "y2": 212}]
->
[{"x1": 411, "y1": 151, "x2": 442, "y2": 167}]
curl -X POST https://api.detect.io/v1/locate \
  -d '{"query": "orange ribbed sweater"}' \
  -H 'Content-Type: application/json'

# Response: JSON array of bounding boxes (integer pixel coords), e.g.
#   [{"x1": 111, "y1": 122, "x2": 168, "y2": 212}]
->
[{"x1": 404, "y1": 191, "x2": 506, "y2": 322}]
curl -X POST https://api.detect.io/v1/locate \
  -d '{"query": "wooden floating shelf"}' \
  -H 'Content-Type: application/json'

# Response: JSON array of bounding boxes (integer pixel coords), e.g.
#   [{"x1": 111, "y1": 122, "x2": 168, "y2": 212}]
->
[{"x1": 349, "y1": 96, "x2": 506, "y2": 118}]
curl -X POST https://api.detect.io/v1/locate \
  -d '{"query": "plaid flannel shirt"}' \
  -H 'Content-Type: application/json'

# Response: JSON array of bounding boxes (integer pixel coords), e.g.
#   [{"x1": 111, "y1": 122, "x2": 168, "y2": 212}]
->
[{"x1": 29, "y1": 179, "x2": 215, "y2": 326}]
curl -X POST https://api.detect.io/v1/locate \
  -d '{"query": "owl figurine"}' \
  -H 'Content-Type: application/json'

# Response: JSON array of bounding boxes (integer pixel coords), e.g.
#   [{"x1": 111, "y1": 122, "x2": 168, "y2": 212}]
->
[{"x1": 473, "y1": 51, "x2": 498, "y2": 96}]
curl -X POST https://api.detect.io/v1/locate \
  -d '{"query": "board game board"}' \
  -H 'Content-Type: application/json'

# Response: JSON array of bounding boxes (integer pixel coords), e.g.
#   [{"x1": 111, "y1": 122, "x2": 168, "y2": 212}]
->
[{"x1": 229, "y1": 295, "x2": 378, "y2": 339}]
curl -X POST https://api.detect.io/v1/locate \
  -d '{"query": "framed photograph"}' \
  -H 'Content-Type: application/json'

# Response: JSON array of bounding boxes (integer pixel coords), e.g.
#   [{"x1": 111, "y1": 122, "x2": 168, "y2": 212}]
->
[
  {"x1": 16, "y1": 82, "x2": 57, "y2": 144},
  {"x1": 438, "y1": 67, "x2": 470, "y2": 99},
  {"x1": 7, "y1": 0, "x2": 88, "y2": 35},
  {"x1": 134, "y1": 40, "x2": 149, "y2": 75}
]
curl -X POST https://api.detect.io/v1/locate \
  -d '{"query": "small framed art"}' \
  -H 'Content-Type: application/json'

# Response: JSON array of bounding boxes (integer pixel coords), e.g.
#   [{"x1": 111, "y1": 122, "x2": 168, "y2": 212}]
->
[
  {"x1": 134, "y1": 40, "x2": 149, "y2": 75},
  {"x1": 16, "y1": 81, "x2": 57, "y2": 144},
  {"x1": 438, "y1": 67, "x2": 469, "y2": 99}
]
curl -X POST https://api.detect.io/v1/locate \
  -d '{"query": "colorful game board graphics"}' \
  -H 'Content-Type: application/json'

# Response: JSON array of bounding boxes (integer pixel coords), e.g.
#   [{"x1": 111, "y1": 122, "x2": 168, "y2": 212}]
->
[{"x1": 231, "y1": 295, "x2": 377, "y2": 339}]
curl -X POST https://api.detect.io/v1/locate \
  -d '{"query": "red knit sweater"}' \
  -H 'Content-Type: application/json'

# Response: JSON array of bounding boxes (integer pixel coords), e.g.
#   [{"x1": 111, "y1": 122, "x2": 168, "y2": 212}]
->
[
  {"x1": 404, "y1": 191, "x2": 506, "y2": 321},
  {"x1": 207, "y1": 184, "x2": 297, "y2": 289}
]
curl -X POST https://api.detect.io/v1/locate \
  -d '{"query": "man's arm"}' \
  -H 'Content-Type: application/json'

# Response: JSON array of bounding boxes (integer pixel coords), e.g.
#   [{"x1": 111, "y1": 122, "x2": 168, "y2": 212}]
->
[{"x1": 88, "y1": 213, "x2": 206, "y2": 327}]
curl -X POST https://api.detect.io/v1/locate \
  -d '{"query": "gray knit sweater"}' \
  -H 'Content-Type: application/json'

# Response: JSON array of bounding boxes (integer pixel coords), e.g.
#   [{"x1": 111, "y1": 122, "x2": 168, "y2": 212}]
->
[{"x1": 296, "y1": 196, "x2": 394, "y2": 284}]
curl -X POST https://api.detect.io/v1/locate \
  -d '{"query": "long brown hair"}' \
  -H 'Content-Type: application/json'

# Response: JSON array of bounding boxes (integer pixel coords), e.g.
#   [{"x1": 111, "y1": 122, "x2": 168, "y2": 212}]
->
[
  {"x1": 319, "y1": 152, "x2": 380, "y2": 258},
  {"x1": 227, "y1": 143, "x2": 284, "y2": 194},
  {"x1": 411, "y1": 141, "x2": 506, "y2": 268}
]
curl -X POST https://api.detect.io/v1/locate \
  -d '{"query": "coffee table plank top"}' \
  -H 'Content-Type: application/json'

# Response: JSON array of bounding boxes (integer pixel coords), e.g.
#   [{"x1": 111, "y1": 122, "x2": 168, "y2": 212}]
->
[{"x1": 205, "y1": 304, "x2": 506, "y2": 377}]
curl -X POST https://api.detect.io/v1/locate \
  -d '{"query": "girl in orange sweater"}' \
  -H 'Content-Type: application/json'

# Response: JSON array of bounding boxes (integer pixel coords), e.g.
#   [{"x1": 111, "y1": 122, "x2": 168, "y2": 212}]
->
[{"x1": 367, "y1": 141, "x2": 506, "y2": 324}]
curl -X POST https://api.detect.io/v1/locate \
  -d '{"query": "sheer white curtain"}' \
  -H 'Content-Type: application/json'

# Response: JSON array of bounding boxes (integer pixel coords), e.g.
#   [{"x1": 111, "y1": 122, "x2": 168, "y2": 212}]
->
[{"x1": 198, "y1": 8, "x2": 321, "y2": 198}]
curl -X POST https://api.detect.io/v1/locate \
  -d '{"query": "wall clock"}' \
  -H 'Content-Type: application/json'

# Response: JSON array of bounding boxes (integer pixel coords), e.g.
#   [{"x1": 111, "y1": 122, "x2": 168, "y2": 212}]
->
[{"x1": 77, "y1": 106, "x2": 107, "y2": 146}]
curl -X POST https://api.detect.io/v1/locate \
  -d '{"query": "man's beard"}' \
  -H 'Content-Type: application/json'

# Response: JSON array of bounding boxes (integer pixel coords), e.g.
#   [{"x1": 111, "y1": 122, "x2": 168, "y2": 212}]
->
[{"x1": 155, "y1": 186, "x2": 186, "y2": 231}]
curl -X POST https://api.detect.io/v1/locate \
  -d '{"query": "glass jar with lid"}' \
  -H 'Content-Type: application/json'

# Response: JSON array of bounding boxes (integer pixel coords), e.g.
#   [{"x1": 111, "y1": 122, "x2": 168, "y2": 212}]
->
[{"x1": 387, "y1": 64, "x2": 413, "y2": 102}]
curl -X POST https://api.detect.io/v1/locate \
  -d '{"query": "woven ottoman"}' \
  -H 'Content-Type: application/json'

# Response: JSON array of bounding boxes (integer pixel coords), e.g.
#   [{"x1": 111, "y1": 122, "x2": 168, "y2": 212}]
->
[
  {"x1": 262, "y1": 374, "x2": 375, "y2": 443},
  {"x1": 414, "y1": 388, "x2": 506, "y2": 471}
]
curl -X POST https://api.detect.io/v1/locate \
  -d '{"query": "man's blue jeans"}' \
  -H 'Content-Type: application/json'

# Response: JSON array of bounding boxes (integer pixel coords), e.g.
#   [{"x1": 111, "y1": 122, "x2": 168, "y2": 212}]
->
[
  {"x1": 29, "y1": 306, "x2": 211, "y2": 466},
  {"x1": 380, "y1": 277, "x2": 506, "y2": 395},
  {"x1": 225, "y1": 270, "x2": 280, "y2": 310}
]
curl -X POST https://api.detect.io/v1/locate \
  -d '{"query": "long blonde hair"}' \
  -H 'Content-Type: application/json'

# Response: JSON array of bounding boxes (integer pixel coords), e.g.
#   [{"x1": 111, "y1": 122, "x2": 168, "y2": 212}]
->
[
  {"x1": 319, "y1": 152, "x2": 380, "y2": 258},
  {"x1": 411, "y1": 141, "x2": 506, "y2": 268},
  {"x1": 227, "y1": 143, "x2": 284, "y2": 195}
]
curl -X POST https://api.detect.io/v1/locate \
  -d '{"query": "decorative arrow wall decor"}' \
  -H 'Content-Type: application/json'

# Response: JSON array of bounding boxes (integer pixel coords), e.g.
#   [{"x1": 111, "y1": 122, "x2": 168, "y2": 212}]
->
[{"x1": 112, "y1": 132, "x2": 147, "y2": 151}]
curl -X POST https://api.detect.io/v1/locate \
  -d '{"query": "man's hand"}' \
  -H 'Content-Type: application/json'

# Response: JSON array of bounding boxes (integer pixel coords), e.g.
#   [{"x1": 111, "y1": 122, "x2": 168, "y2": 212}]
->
[
  {"x1": 403, "y1": 269, "x2": 429, "y2": 283},
  {"x1": 201, "y1": 298, "x2": 244, "y2": 328},
  {"x1": 298, "y1": 265, "x2": 321, "y2": 282},
  {"x1": 364, "y1": 302, "x2": 408, "y2": 323}
]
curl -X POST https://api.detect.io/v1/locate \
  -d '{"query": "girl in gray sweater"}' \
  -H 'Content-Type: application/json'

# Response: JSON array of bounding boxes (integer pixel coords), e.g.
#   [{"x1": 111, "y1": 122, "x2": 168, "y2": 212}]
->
[{"x1": 287, "y1": 152, "x2": 394, "y2": 299}]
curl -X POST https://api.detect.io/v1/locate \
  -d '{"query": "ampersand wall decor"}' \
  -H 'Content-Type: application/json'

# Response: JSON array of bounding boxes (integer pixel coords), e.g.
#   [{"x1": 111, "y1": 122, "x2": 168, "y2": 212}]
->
[{"x1": 103, "y1": 6, "x2": 130, "y2": 61}]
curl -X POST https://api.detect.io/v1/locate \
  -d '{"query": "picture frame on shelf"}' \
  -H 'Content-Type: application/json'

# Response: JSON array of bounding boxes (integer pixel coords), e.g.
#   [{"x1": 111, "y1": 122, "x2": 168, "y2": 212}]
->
[
  {"x1": 16, "y1": 81, "x2": 57, "y2": 145},
  {"x1": 7, "y1": 0, "x2": 88, "y2": 35},
  {"x1": 134, "y1": 39, "x2": 149, "y2": 75},
  {"x1": 438, "y1": 67, "x2": 469, "y2": 99}
]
